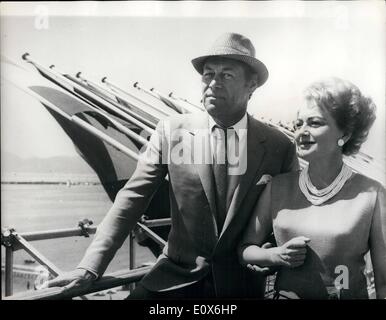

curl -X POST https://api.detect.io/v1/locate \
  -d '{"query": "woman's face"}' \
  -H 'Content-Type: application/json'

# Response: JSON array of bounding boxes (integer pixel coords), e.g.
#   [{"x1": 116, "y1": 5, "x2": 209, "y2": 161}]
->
[{"x1": 294, "y1": 99, "x2": 344, "y2": 161}]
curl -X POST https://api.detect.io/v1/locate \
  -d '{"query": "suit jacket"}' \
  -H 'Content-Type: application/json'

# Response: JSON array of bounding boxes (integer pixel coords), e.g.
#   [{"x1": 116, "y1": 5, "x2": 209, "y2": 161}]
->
[{"x1": 78, "y1": 112, "x2": 298, "y2": 297}]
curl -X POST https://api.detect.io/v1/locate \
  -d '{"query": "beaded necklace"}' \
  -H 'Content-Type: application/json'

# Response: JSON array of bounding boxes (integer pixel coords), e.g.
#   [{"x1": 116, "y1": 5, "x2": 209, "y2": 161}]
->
[{"x1": 299, "y1": 163, "x2": 352, "y2": 205}]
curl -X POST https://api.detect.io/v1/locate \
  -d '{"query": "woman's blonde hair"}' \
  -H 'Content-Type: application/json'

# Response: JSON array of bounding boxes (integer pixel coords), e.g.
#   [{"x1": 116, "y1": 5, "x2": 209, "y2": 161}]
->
[{"x1": 304, "y1": 77, "x2": 377, "y2": 156}]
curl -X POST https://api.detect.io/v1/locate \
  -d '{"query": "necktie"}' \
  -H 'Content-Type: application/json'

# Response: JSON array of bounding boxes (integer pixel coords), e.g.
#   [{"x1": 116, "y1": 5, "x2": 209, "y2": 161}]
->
[{"x1": 213, "y1": 126, "x2": 229, "y2": 232}]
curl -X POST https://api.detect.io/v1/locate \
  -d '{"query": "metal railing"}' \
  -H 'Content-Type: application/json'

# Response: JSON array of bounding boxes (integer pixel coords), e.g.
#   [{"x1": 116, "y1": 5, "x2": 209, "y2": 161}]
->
[
  {"x1": 1, "y1": 215, "x2": 377, "y2": 300},
  {"x1": 1, "y1": 217, "x2": 170, "y2": 300},
  {"x1": 2, "y1": 266, "x2": 153, "y2": 300}
]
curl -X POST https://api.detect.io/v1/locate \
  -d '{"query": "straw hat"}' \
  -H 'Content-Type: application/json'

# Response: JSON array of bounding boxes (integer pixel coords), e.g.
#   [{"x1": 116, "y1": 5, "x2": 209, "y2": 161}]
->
[{"x1": 191, "y1": 33, "x2": 269, "y2": 87}]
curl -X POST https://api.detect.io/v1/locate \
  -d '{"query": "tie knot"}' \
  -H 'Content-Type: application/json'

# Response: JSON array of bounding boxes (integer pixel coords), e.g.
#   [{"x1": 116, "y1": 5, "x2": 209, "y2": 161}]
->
[{"x1": 213, "y1": 126, "x2": 234, "y2": 140}]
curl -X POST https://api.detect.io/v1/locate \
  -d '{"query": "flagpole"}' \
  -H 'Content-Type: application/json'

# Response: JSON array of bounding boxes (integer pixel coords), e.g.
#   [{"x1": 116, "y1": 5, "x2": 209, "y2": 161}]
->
[
  {"x1": 22, "y1": 53, "x2": 155, "y2": 135},
  {"x1": 150, "y1": 87, "x2": 185, "y2": 113},
  {"x1": 152, "y1": 87, "x2": 200, "y2": 114},
  {"x1": 54, "y1": 67, "x2": 157, "y2": 131},
  {"x1": 102, "y1": 77, "x2": 172, "y2": 118},
  {"x1": 71, "y1": 117, "x2": 140, "y2": 160},
  {"x1": 75, "y1": 72, "x2": 161, "y2": 126},
  {"x1": 21, "y1": 54, "x2": 150, "y2": 147},
  {"x1": 133, "y1": 81, "x2": 164, "y2": 102},
  {"x1": 76, "y1": 73, "x2": 165, "y2": 125},
  {"x1": 133, "y1": 81, "x2": 181, "y2": 113},
  {"x1": 76, "y1": 72, "x2": 118, "y2": 101},
  {"x1": 63, "y1": 74, "x2": 149, "y2": 146},
  {"x1": 80, "y1": 105, "x2": 149, "y2": 147},
  {"x1": 168, "y1": 91, "x2": 205, "y2": 112},
  {"x1": 134, "y1": 82, "x2": 184, "y2": 114},
  {"x1": 135, "y1": 83, "x2": 201, "y2": 115},
  {"x1": 24, "y1": 85, "x2": 140, "y2": 161}
]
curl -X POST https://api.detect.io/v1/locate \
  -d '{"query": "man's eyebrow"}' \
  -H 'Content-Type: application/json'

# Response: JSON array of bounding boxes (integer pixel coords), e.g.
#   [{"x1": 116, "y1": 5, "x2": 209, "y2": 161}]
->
[
  {"x1": 203, "y1": 64, "x2": 237, "y2": 71},
  {"x1": 222, "y1": 67, "x2": 236, "y2": 72},
  {"x1": 203, "y1": 66, "x2": 213, "y2": 71},
  {"x1": 306, "y1": 116, "x2": 325, "y2": 120}
]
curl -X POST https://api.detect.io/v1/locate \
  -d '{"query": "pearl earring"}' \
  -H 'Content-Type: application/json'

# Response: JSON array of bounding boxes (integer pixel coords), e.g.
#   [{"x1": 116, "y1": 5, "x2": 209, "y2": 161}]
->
[{"x1": 337, "y1": 138, "x2": 345, "y2": 147}]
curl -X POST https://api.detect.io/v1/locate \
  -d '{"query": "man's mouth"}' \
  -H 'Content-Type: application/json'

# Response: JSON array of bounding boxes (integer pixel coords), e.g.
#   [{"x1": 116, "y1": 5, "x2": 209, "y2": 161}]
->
[
  {"x1": 204, "y1": 96, "x2": 224, "y2": 105},
  {"x1": 206, "y1": 94, "x2": 223, "y2": 99}
]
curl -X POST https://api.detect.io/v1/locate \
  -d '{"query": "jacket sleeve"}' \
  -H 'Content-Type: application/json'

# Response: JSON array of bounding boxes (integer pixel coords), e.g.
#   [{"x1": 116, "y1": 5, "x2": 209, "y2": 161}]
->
[
  {"x1": 281, "y1": 140, "x2": 299, "y2": 174},
  {"x1": 370, "y1": 184, "x2": 386, "y2": 299},
  {"x1": 77, "y1": 120, "x2": 168, "y2": 276},
  {"x1": 238, "y1": 181, "x2": 273, "y2": 263}
]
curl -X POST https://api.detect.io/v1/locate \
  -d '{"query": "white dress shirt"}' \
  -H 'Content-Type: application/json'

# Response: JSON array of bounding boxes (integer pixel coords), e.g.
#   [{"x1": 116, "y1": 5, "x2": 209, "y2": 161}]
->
[
  {"x1": 208, "y1": 113, "x2": 248, "y2": 217},
  {"x1": 208, "y1": 112, "x2": 248, "y2": 176}
]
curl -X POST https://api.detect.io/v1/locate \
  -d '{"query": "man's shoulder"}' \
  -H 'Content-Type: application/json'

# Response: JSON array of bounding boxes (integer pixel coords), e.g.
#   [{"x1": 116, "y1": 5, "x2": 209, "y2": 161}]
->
[
  {"x1": 248, "y1": 116, "x2": 294, "y2": 146},
  {"x1": 163, "y1": 112, "x2": 207, "y2": 126},
  {"x1": 161, "y1": 112, "x2": 207, "y2": 129}
]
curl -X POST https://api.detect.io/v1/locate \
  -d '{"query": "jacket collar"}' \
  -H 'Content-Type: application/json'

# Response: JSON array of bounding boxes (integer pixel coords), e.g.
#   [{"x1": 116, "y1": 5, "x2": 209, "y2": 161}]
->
[{"x1": 186, "y1": 113, "x2": 267, "y2": 238}]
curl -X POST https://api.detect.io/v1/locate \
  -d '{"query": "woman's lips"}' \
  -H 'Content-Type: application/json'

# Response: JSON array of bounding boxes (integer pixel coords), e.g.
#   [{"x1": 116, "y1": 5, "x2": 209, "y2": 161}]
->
[{"x1": 298, "y1": 141, "x2": 315, "y2": 149}]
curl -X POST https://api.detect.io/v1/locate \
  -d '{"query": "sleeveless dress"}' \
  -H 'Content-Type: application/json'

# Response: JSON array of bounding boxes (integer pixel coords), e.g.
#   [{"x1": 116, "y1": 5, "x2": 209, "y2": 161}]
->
[{"x1": 241, "y1": 170, "x2": 385, "y2": 299}]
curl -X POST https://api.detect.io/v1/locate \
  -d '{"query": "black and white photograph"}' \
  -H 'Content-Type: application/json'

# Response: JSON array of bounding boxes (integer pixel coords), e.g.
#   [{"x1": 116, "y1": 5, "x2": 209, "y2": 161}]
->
[{"x1": 1, "y1": 1, "x2": 385, "y2": 303}]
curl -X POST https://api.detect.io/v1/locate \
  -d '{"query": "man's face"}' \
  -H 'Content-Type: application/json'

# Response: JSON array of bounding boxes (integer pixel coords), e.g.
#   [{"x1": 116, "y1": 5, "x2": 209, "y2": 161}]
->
[{"x1": 201, "y1": 58, "x2": 257, "y2": 122}]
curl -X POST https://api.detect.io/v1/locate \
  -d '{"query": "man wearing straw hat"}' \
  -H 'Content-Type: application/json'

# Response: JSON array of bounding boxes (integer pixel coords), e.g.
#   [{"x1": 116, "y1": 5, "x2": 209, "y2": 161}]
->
[{"x1": 48, "y1": 32, "x2": 298, "y2": 298}]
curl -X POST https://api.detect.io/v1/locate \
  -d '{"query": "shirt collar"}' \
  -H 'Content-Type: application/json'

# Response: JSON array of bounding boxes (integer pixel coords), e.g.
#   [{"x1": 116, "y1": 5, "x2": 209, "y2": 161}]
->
[{"x1": 208, "y1": 113, "x2": 248, "y2": 136}]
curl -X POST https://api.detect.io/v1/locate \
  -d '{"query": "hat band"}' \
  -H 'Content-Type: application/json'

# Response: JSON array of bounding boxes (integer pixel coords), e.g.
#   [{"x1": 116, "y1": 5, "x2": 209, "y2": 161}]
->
[{"x1": 209, "y1": 45, "x2": 254, "y2": 57}]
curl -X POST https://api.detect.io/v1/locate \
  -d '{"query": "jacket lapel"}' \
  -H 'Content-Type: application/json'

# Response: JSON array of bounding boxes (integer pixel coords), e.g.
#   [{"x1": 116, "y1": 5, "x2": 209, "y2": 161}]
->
[
  {"x1": 187, "y1": 114, "x2": 219, "y2": 236},
  {"x1": 219, "y1": 115, "x2": 267, "y2": 238}
]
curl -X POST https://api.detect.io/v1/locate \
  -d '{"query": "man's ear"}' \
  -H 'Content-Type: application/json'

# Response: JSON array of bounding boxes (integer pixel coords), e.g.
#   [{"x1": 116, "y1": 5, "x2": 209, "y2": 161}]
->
[{"x1": 248, "y1": 74, "x2": 259, "y2": 94}]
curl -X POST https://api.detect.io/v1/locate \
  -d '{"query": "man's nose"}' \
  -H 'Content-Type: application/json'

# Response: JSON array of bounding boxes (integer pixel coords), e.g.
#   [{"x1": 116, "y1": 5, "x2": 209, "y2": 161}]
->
[{"x1": 208, "y1": 75, "x2": 223, "y2": 89}]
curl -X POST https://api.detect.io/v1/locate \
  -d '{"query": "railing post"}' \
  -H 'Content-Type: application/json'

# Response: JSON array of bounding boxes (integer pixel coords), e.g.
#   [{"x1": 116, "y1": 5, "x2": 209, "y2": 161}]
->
[
  {"x1": 0, "y1": 218, "x2": 169, "y2": 299},
  {"x1": 2, "y1": 228, "x2": 16, "y2": 297},
  {"x1": 128, "y1": 231, "x2": 136, "y2": 293},
  {"x1": 129, "y1": 231, "x2": 136, "y2": 270},
  {"x1": 5, "y1": 246, "x2": 14, "y2": 296}
]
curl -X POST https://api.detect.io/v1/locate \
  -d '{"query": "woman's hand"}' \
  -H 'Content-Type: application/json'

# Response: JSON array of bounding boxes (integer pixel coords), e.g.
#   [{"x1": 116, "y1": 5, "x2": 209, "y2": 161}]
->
[
  {"x1": 246, "y1": 242, "x2": 279, "y2": 275},
  {"x1": 269, "y1": 236, "x2": 310, "y2": 268}
]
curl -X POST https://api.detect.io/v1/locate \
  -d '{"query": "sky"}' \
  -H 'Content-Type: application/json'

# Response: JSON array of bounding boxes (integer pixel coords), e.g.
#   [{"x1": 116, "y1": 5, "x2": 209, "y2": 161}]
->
[{"x1": 1, "y1": 1, "x2": 385, "y2": 168}]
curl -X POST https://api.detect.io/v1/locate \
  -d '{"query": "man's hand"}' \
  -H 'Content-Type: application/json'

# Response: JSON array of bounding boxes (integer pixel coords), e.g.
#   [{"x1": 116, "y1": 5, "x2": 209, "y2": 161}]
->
[
  {"x1": 269, "y1": 236, "x2": 310, "y2": 268},
  {"x1": 43, "y1": 269, "x2": 97, "y2": 291}
]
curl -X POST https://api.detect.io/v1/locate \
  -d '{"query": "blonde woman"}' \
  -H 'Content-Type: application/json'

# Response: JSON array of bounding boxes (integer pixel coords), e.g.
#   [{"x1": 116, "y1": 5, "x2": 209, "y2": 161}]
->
[{"x1": 239, "y1": 78, "x2": 386, "y2": 299}]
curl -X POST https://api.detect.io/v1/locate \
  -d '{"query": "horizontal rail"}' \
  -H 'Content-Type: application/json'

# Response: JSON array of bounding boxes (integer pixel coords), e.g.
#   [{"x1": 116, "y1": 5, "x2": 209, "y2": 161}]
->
[
  {"x1": 14, "y1": 218, "x2": 171, "y2": 242},
  {"x1": 17, "y1": 226, "x2": 97, "y2": 242},
  {"x1": 142, "y1": 218, "x2": 171, "y2": 228},
  {"x1": 3, "y1": 266, "x2": 152, "y2": 300}
]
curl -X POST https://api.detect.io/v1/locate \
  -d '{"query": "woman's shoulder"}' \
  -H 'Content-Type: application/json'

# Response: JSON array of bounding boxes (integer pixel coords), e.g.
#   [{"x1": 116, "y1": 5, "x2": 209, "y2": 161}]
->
[
  {"x1": 350, "y1": 172, "x2": 385, "y2": 193},
  {"x1": 269, "y1": 170, "x2": 301, "y2": 189},
  {"x1": 271, "y1": 170, "x2": 300, "y2": 182}
]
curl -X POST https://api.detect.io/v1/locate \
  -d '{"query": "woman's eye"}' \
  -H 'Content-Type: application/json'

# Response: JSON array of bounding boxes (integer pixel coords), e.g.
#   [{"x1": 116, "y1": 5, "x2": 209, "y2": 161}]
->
[
  {"x1": 223, "y1": 73, "x2": 233, "y2": 80},
  {"x1": 310, "y1": 121, "x2": 321, "y2": 127},
  {"x1": 293, "y1": 121, "x2": 302, "y2": 129}
]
